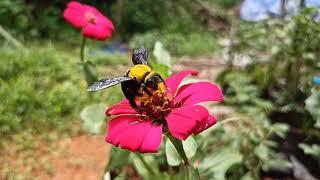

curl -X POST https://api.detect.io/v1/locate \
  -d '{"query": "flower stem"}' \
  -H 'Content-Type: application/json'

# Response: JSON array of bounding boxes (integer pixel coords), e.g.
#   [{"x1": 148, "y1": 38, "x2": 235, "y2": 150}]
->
[
  {"x1": 167, "y1": 134, "x2": 190, "y2": 166},
  {"x1": 136, "y1": 154, "x2": 157, "y2": 175},
  {"x1": 80, "y1": 36, "x2": 86, "y2": 64}
]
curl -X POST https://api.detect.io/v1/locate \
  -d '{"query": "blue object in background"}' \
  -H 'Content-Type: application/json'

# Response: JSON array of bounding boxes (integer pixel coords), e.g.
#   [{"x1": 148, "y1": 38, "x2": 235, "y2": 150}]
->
[
  {"x1": 306, "y1": 0, "x2": 320, "y2": 8},
  {"x1": 101, "y1": 42, "x2": 129, "y2": 54},
  {"x1": 241, "y1": 0, "x2": 320, "y2": 22},
  {"x1": 313, "y1": 76, "x2": 320, "y2": 85},
  {"x1": 90, "y1": 42, "x2": 129, "y2": 57},
  {"x1": 240, "y1": 0, "x2": 281, "y2": 21}
]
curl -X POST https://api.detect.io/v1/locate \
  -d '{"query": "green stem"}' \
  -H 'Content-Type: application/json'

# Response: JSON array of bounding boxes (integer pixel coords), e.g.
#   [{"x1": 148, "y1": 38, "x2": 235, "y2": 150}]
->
[
  {"x1": 184, "y1": 165, "x2": 190, "y2": 180},
  {"x1": 136, "y1": 154, "x2": 157, "y2": 175},
  {"x1": 167, "y1": 134, "x2": 190, "y2": 166},
  {"x1": 79, "y1": 36, "x2": 97, "y2": 86},
  {"x1": 80, "y1": 36, "x2": 86, "y2": 64}
]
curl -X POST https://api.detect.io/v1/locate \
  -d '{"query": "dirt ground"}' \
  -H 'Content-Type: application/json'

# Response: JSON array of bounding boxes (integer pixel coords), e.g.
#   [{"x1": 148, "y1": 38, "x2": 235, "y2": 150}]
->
[
  {"x1": 41, "y1": 135, "x2": 111, "y2": 180},
  {"x1": 1, "y1": 135, "x2": 111, "y2": 180}
]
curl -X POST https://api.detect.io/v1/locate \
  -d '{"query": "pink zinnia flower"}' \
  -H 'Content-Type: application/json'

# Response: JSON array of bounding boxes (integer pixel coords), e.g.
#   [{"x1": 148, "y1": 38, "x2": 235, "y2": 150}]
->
[
  {"x1": 105, "y1": 70, "x2": 224, "y2": 153},
  {"x1": 63, "y1": 1, "x2": 114, "y2": 41}
]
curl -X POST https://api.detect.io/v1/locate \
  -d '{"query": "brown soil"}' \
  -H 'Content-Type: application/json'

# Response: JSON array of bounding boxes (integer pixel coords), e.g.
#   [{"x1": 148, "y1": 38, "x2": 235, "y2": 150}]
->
[
  {"x1": 41, "y1": 135, "x2": 111, "y2": 180},
  {"x1": 1, "y1": 135, "x2": 111, "y2": 180}
]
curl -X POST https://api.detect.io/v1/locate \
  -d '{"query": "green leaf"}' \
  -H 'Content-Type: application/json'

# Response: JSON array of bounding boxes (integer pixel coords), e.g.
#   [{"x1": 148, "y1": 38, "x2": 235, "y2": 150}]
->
[
  {"x1": 165, "y1": 139, "x2": 181, "y2": 166},
  {"x1": 199, "y1": 148, "x2": 242, "y2": 180},
  {"x1": 132, "y1": 154, "x2": 172, "y2": 180},
  {"x1": 182, "y1": 136, "x2": 197, "y2": 159},
  {"x1": 80, "y1": 103, "x2": 106, "y2": 134},
  {"x1": 150, "y1": 63, "x2": 170, "y2": 78},
  {"x1": 132, "y1": 155, "x2": 150, "y2": 178},
  {"x1": 83, "y1": 61, "x2": 98, "y2": 85},
  {"x1": 131, "y1": 154, "x2": 159, "y2": 178},
  {"x1": 113, "y1": 171, "x2": 127, "y2": 180},
  {"x1": 176, "y1": 165, "x2": 200, "y2": 180},
  {"x1": 262, "y1": 159, "x2": 292, "y2": 171},
  {"x1": 271, "y1": 123, "x2": 289, "y2": 138},
  {"x1": 305, "y1": 88, "x2": 320, "y2": 128},
  {"x1": 254, "y1": 143, "x2": 292, "y2": 171},
  {"x1": 299, "y1": 143, "x2": 320, "y2": 159},
  {"x1": 240, "y1": 173, "x2": 255, "y2": 180},
  {"x1": 148, "y1": 174, "x2": 171, "y2": 180},
  {"x1": 254, "y1": 143, "x2": 270, "y2": 161},
  {"x1": 107, "y1": 148, "x2": 131, "y2": 170}
]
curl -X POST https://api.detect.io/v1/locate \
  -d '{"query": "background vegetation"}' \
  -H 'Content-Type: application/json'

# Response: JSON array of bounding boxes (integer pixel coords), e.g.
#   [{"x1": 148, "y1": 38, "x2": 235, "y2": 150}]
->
[{"x1": 1, "y1": 0, "x2": 319, "y2": 179}]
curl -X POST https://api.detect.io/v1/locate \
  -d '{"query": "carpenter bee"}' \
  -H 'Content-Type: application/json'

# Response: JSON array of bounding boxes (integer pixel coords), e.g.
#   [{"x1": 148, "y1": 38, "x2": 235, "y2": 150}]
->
[{"x1": 88, "y1": 46, "x2": 164, "y2": 108}]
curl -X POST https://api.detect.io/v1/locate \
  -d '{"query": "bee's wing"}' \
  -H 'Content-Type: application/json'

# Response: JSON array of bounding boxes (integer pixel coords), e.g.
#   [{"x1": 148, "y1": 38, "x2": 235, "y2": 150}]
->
[
  {"x1": 88, "y1": 76, "x2": 132, "y2": 92},
  {"x1": 132, "y1": 46, "x2": 148, "y2": 65}
]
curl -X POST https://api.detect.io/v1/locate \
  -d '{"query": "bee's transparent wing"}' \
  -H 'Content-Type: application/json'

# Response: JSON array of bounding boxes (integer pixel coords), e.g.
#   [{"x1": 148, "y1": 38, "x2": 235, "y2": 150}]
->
[
  {"x1": 132, "y1": 46, "x2": 148, "y2": 65},
  {"x1": 87, "y1": 76, "x2": 132, "y2": 92}
]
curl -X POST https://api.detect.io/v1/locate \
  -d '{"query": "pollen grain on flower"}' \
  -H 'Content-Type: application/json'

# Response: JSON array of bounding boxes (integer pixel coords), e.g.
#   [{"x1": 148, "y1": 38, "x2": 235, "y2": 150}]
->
[{"x1": 135, "y1": 83, "x2": 174, "y2": 120}]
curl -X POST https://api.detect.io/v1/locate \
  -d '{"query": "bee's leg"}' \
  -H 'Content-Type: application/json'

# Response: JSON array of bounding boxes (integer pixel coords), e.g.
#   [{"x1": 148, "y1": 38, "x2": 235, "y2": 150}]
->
[
  {"x1": 141, "y1": 83, "x2": 152, "y2": 96},
  {"x1": 158, "y1": 74, "x2": 164, "y2": 82},
  {"x1": 128, "y1": 98, "x2": 137, "y2": 108},
  {"x1": 125, "y1": 69, "x2": 130, "y2": 76}
]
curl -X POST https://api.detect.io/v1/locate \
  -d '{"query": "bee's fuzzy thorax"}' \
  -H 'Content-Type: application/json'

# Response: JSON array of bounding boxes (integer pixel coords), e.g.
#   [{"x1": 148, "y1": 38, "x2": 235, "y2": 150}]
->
[{"x1": 128, "y1": 64, "x2": 152, "y2": 81}]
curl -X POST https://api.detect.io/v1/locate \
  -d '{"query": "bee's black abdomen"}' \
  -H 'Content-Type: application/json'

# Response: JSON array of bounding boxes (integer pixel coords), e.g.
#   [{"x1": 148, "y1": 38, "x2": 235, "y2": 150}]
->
[{"x1": 121, "y1": 80, "x2": 141, "y2": 108}]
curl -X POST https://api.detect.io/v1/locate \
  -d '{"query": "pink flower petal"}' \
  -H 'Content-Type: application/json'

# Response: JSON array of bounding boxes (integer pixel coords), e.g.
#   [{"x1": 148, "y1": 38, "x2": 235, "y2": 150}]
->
[
  {"x1": 67, "y1": 1, "x2": 83, "y2": 10},
  {"x1": 175, "y1": 82, "x2": 224, "y2": 106},
  {"x1": 83, "y1": 5, "x2": 114, "y2": 31},
  {"x1": 166, "y1": 105, "x2": 208, "y2": 140},
  {"x1": 193, "y1": 114, "x2": 217, "y2": 135},
  {"x1": 97, "y1": 16, "x2": 115, "y2": 31},
  {"x1": 83, "y1": 23, "x2": 113, "y2": 41},
  {"x1": 83, "y1": 4, "x2": 101, "y2": 16},
  {"x1": 165, "y1": 70, "x2": 198, "y2": 95},
  {"x1": 63, "y1": 8, "x2": 86, "y2": 28},
  {"x1": 106, "y1": 103, "x2": 137, "y2": 116},
  {"x1": 106, "y1": 115, "x2": 162, "y2": 153},
  {"x1": 140, "y1": 125, "x2": 163, "y2": 153},
  {"x1": 120, "y1": 98, "x2": 130, "y2": 104}
]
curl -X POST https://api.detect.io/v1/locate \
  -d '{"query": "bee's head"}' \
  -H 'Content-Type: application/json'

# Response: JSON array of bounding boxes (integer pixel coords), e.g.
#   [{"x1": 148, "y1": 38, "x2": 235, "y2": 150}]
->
[{"x1": 128, "y1": 64, "x2": 152, "y2": 81}]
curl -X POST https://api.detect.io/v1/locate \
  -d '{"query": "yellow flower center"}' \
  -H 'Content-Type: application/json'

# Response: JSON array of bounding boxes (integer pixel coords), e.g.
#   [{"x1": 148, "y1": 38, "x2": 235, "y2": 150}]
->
[{"x1": 136, "y1": 82, "x2": 174, "y2": 121}]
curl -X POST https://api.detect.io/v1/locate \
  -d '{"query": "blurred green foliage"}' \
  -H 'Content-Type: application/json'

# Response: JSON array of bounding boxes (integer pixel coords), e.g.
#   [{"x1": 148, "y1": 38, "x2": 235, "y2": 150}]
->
[
  {"x1": 305, "y1": 88, "x2": 320, "y2": 128},
  {"x1": 0, "y1": 44, "x2": 126, "y2": 137},
  {"x1": 1, "y1": 45, "x2": 82, "y2": 134},
  {"x1": 217, "y1": 8, "x2": 320, "y2": 177},
  {"x1": 220, "y1": 8, "x2": 320, "y2": 127},
  {"x1": 130, "y1": 31, "x2": 218, "y2": 56},
  {"x1": 299, "y1": 143, "x2": 320, "y2": 159},
  {"x1": 0, "y1": 0, "x2": 222, "y2": 56},
  {"x1": 216, "y1": 71, "x2": 291, "y2": 179},
  {"x1": 0, "y1": 0, "x2": 34, "y2": 38},
  {"x1": 208, "y1": 0, "x2": 241, "y2": 9}
]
